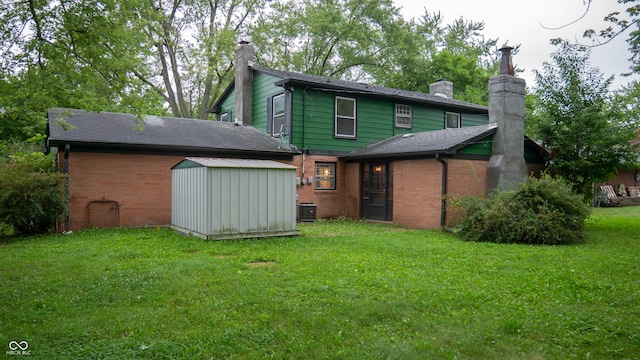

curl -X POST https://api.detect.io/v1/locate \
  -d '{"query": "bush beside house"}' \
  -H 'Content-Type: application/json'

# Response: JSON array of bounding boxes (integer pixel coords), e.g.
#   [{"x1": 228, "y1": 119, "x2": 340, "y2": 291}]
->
[
  {"x1": 453, "y1": 175, "x2": 590, "y2": 245},
  {"x1": 0, "y1": 153, "x2": 66, "y2": 236}
]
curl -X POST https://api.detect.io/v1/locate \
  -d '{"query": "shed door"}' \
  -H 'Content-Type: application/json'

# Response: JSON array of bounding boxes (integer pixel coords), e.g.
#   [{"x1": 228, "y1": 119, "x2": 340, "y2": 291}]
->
[{"x1": 361, "y1": 162, "x2": 393, "y2": 221}]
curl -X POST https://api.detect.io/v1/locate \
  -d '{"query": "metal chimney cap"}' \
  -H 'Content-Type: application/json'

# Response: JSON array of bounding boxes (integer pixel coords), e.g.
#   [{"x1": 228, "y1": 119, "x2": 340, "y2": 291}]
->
[{"x1": 498, "y1": 44, "x2": 515, "y2": 76}]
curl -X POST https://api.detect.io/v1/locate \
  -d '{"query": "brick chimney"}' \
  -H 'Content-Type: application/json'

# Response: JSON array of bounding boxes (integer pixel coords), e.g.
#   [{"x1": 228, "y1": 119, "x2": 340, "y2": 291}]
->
[
  {"x1": 234, "y1": 41, "x2": 253, "y2": 125},
  {"x1": 487, "y1": 45, "x2": 528, "y2": 191},
  {"x1": 429, "y1": 78, "x2": 454, "y2": 99}
]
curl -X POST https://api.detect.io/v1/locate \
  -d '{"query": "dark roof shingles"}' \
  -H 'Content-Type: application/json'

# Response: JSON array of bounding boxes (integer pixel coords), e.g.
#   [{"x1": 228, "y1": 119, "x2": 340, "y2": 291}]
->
[
  {"x1": 47, "y1": 108, "x2": 295, "y2": 154},
  {"x1": 252, "y1": 66, "x2": 488, "y2": 113},
  {"x1": 342, "y1": 124, "x2": 497, "y2": 160}
]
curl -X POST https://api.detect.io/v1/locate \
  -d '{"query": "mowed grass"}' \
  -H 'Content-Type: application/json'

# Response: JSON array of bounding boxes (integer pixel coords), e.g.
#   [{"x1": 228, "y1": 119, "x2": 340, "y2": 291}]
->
[{"x1": 1, "y1": 207, "x2": 639, "y2": 359}]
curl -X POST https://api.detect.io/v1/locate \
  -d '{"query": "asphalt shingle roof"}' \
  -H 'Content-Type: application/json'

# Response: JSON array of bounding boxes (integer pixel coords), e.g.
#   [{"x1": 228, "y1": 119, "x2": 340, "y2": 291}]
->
[
  {"x1": 252, "y1": 66, "x2": 488, "y2": 113},
  {"x1": 46, "y1": 108, "x2": 297, "y2": 156},
  {"x1": 341, "y1": 124, "x2": 498, "y2": 160}
]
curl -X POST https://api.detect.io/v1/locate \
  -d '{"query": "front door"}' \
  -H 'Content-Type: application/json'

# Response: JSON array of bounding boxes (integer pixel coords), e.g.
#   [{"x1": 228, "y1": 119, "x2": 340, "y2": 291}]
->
[{"x1": 361, "y1": 162, "x2": 393, "y2": 221}]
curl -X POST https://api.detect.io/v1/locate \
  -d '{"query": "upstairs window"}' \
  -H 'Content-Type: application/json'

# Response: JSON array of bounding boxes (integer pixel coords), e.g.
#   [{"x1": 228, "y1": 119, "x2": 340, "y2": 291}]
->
[
  {"x1": 315, "y1": 162, "x2": 336, "y2": 190},
  {"x1": 267, "y1": 92, "x2": 291, "y2": 137},
  {"x1": 335, "y1": 96, "x2": 356, "y2": 138},
  {"x1": 395, "y1": 104, "x2": 412, "y2": 128},
  {"x1": 271, "y1": 93, "x2": 286, "y2": 136},
  {"x1": 446, "y1": 112, "x2": 461, "y2": 128},
  {"x1": 219, "y1": 111, "x2": 231, "y2": 122}
]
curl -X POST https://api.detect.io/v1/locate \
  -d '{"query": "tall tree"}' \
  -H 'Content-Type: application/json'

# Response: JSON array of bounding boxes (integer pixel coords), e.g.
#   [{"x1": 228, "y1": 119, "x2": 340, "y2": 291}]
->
[
  {"x1": 138, "y1": 0, "x2": 264, "y2": 118},
  {"x1": 368, "y1": 12, "x2": 502, "y2": 105},
  {"x1": 531, "y1": 40, "x2": 638, "y2": 196},
  {"x1": 0, "y1": 0, "x2": 168, "y2": 163},
  {"x1": 1, "y1": 0, "x2": 264, "y2": 120},
  {"x1": 0, "y1": 0, "x2": 164, "y2": 115},
  {"x1": 582, "y1": 0, "x2": 640, "y2": 75},
  {"x1": 251, "y1": 3, "x2": 502, "y2": 104},
  {"x1": 249, "y1": 0, "x2": 404, "y2": 81}
]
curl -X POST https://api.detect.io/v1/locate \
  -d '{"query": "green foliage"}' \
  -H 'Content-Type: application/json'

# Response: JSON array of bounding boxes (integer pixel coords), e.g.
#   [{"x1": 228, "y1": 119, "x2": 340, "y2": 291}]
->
[
  {"x1": 1, "y1": 214, "x2": 639, "y2": 358},
  {"x1": 0, "y1": 153, "x2": 66, "y2": 236},
  {"x1": 251, "y1": 2, "x2": 501, "y2": 105},
  {"x1": 454, "y1": 176, "x2": 590, "y2": 245},
  {"x1": 583, "y1": 0, "x2": 640, "y2": 75},
  {"x1": 531, "y1": 41, "x2": 638, "y2": 196},
  {"x1": 251, "y1": 0, "x2": 404, "y2": 80},
  {"x1": 370, "y1": 12, "x2": 502, "y2": 106}
]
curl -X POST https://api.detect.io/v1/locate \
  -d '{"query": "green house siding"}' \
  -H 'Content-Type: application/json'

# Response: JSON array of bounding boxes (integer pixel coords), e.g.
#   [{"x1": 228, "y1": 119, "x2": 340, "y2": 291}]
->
[
  {"x1": 461, "y1": 113, "x2": 489, "y2": 127},
  {"x1": 215, "y1": 70, "x2": 489, "y2": 152},
  {"x1": 456, "y1": 137, "x2": 546, "y2": 162},
  {"x1": 458, "y1": 138, "x2": 493, "y2": 156},
  {"x1": 218, "y1": 88, "x2": 235, "y2": 119},
  {"x1": 292, "y1": 89, "x2": 334, "y2": 150},
  {"x1": 290, "y1": 88, "x2": 489, "y2": 152},
  {"x1": 252, "y1": 73, "x2": 285, "y2": 132},
  {"x1": 410, "y1": 107, "x2": 451, "y2": 133}
]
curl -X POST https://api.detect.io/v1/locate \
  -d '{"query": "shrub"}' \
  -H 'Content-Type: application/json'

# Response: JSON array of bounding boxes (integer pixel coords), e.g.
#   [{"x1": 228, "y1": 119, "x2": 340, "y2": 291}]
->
[
  {"x1": 0, "y1": 153, "x2": 66, "y2": 236},
  {"x1": 453, "y1": 175, "x2": 591, "y2": 245}
]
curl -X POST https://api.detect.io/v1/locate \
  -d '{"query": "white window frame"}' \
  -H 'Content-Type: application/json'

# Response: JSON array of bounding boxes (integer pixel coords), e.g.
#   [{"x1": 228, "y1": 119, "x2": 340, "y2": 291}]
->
[
  {"x1": 335, "y1": 96, "x2": 356, "y2": 138},
  {"x1": 446, "y1": 112, "x2": 461, "y2": 128},
  {"x1": 219, "y1": 111, "x2": 231, "y2": 122},
  {"x1": 271, "y1": 93, "x2": 286, "y2": 136},
  {"x1": 315, "y1": 162, "x2": 336, "y2": 190},
  {"x1": 395, "y1": 104, "x2": 412, "y2": 129}
]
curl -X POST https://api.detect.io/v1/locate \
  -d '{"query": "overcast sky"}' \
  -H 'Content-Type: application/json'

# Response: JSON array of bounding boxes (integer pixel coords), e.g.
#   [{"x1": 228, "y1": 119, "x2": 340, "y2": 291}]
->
[{"x1": 394, "y1": 0, "x2": 637, "y2": 91}]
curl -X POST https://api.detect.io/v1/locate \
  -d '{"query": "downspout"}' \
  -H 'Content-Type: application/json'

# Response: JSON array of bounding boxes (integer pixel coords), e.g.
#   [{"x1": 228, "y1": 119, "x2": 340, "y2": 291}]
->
[
  {"x1": 435, "y1": 153, "x2": 448, "y2": 230},
  {"x1": 63, "y1": 144, "x2": 70, "y2": 231}
]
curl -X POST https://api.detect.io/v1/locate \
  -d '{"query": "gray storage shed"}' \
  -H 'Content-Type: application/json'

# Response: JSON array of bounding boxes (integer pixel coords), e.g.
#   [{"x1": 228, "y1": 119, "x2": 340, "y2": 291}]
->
[{"x1": 171, "y1": 158, "x2": 299, "y2": 240}]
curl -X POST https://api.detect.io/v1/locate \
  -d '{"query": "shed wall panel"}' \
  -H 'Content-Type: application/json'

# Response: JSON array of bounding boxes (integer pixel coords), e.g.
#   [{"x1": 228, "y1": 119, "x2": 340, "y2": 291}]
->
[{"x1": 172, "y1": 167, "x2": 209, "y2": 234}]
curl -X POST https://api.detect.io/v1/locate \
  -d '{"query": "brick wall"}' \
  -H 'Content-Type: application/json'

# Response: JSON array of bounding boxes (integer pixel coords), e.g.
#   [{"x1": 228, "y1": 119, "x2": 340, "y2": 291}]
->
[
  {"x1": 284, "y1": 154, "x2": 347, "y2": 219},
  {"x1": 60, "y1": 151, "x2": 184, "y2": 230},
  {"x1": 393, "y1": 158, "x2": 490, "y2": 229},
  {"x1": 444, "y1": 159, "x2": 489, "y2": 227},
  {"x1": 60, "y1": 150, "x2": 542, "y2": 231},
  {"x1": 392, "y1": 160, "x2": 444, "y2": 229}
]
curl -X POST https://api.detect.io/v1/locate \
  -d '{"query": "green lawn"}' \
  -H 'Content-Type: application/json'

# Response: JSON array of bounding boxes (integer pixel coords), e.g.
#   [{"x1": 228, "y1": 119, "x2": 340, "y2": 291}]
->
[{"x1": 1, "y1": 207, "x2": 639, "y2": 359}]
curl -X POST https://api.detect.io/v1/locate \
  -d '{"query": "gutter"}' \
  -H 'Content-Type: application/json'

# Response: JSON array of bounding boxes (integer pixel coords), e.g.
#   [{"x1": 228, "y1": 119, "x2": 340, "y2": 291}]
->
[
  {"x1": 435, "y1": 153, "x2": 448, "y2": 229},
  {"x1": 46, "y1": 141, "x2": 300, "y2": 159},
  {"x1": 63, "y1": 144, "x2": 70, "y2": 231}
]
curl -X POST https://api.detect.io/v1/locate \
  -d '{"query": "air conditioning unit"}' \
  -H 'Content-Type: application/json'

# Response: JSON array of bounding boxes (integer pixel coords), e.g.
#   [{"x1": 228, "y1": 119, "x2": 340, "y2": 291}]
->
[{"x1": 298, "y1": 203, "x2": 317, "y2": 222}]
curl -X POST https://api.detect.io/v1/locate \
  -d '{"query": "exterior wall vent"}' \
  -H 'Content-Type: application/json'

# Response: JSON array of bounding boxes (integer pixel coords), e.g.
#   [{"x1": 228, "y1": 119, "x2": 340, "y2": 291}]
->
[{"x1": 88, "y1": 199, "x2": 120, "y2": 228}]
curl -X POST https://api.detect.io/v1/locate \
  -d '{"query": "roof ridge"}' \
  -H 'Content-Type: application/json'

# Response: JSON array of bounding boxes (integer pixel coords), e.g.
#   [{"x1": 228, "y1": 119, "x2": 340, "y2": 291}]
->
[{"x1": 250, "y1": 66, "x2": 488, "y2": 111}]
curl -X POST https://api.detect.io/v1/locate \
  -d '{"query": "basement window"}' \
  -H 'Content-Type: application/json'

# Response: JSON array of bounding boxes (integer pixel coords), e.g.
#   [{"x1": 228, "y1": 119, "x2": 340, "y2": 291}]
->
[
  {"x1": 315, "y1": 162, "x2": 336, "y2": 190},
  {"x1": 446, "y1": 112, "x2": 461, "y2": 128}
]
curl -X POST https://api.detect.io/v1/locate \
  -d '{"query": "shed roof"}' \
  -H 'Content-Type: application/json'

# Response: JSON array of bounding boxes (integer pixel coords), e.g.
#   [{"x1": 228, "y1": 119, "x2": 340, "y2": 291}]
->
[
  {"x1": 173, "y1": 157, "x2": 297, "y2": 170},
  {"x1": 341, "y1": 124, "x2": 498, "y2": 161},
  {"x1": 46, "y1": 108, "x2": 298, "y2": 157}
]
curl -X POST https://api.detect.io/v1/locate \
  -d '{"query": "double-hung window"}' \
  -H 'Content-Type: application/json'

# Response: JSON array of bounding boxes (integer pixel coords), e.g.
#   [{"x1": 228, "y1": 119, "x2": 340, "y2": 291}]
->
[
  {"x1": 395, "y1": 104, "x2": 412, "y2": 128},
  {"x1": 271, "y1": 93, "x2": 286, "y2": 136},
  {"x1": 315, "y1": 162, "x2": 336, "y2": 190},
  {"x1": 335, "y1": 96, "x2": 356, "y2": 138},
  {"x1": 446, "y1": 112, "x2": 461, "y2": 128}
]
